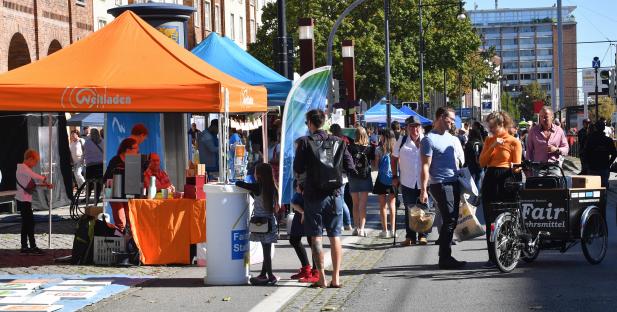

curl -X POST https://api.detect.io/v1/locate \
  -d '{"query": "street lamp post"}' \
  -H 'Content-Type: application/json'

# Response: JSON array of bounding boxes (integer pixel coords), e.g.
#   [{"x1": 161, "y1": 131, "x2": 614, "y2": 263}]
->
[
  {"x1": 298, "y1": 18, "x2": 315, "y2": 75},
  {"x1": 384, "y1": 0, "x2": 392, "y2": 128},
  {"x1": 342, "y1": 40, "x2": 357, "y2": 127}
]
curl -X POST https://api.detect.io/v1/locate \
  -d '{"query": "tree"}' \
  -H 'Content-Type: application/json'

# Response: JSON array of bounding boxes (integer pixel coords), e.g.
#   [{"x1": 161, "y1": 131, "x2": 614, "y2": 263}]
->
[
  {"x1": 519, "y1": 82, "x2": 548, "y2": 121},
  {"x1": 248, "y1": 0, "x2": 491, "y2": 103},
  {"x1": 588, "y1": 96, "x2": 615, "y2": 123},
  {"x1": 501, "y1": 92, "x2": 520, "y2": 122}
]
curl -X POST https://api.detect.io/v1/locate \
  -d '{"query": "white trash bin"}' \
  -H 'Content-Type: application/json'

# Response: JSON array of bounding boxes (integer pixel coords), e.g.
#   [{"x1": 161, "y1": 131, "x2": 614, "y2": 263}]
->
[{"x1": 204, "y1": 183, "x2": 251, "y2": 285}]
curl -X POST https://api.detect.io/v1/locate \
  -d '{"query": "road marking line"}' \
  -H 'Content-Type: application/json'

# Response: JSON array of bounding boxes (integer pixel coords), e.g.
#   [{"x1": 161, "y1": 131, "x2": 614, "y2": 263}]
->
[{"x1": 249, "y1": 232, "x2": 368, "y2": 312}]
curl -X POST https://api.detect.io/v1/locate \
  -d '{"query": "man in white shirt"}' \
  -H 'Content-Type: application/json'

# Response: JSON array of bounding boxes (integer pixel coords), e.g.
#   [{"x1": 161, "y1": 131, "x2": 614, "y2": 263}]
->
[
  {"x1": 391, "y1": 116, "x2": 426, "y2": 246},
  {"x1": 69, "y1": 130, "x2": 85, "y2": 187}
]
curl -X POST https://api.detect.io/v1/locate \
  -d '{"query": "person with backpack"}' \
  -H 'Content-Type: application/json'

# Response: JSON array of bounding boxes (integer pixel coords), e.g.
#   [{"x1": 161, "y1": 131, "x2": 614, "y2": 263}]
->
[
  {"x1": 236, "y1": 163, "x2": 280, "y2": 286},
  {"x1": 464, "y1": 128, "x2": 484, "y2": 205},
  {"x1": 347, "y1": 126, "x2": 375, "y2": 237},
  {"x1": 293, "y1": 109, "x2": 356, "y2": 288},
  {"x1": 373, "y1": 130, "x2": 397, "y2": 238},
  {"x1": 330, "y1": 124, "x2": 353, "y2": 231},
  {"x1": 478, "y1": 111, "x2": 522, "y2": 269},
  {"x1": 391, "y1": 116, "x2": 427, "y2": 246}
]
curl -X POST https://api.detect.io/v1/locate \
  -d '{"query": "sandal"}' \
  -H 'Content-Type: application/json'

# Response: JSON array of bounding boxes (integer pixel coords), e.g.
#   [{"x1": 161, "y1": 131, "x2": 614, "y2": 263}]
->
[
  {"x1": 309, "y1": 282, "x2": 327, "y2": 289},
  {"x1": 328, "y1": 282, "x2": 343, "y2": 289}
]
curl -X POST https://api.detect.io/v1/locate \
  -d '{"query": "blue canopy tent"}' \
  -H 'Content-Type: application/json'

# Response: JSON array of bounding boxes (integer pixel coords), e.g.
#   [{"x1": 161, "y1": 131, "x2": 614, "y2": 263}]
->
[
  {"x1": 455, "y1": 115, "x2": 462, "y2": 129},
  {"x1": 191, "y1": 33, "x2": 292, "y2": 106},
  {"x1": 399, "y1": 106, "x2": 432, "y2": 125},
  {"x1": 66, "y1": 113, "x2": 104, "y2": 127},
  {"x1": 364, "y1": 103, "x2": 410, "y2": 123}
]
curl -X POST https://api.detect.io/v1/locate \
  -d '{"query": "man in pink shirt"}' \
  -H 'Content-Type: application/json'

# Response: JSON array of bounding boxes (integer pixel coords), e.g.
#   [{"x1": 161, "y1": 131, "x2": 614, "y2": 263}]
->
[{"x1": 526, "y1": 107, "x2": 569, "y2": 176}]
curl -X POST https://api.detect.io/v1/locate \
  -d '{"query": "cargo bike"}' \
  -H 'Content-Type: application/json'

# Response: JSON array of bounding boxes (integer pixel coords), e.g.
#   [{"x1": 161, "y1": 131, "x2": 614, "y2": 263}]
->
[{"x1": 490, "y1": 161, "x2": 608, "y2": 273}]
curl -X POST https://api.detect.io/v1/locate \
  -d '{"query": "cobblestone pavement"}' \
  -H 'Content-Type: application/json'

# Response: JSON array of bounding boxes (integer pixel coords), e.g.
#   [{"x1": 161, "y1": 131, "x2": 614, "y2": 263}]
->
[
  {"x1": 0, "y1": 210, "x2": 182, "y2": 278},
  {"x1": 280, "y1": 234, "x2": 392, "y2": 312}
]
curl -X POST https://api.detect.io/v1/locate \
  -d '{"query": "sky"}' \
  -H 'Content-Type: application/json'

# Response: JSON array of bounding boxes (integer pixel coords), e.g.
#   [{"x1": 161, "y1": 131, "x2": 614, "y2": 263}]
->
[{"x1": 465, "y1": 0, "x2": 617, "y2": 102}]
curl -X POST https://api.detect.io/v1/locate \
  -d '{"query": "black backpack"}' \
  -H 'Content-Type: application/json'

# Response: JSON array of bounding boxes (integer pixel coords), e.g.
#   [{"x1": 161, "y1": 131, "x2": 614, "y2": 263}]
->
[
  {"x1": 307, "y1": 134, "x2": 345, "y2": 192},
  {"x1": 71, "y1": 215, "x2": 95, "y2": 265},
  {"x1": 351, "y1": 144, "x2": 371, "y2": 179}
]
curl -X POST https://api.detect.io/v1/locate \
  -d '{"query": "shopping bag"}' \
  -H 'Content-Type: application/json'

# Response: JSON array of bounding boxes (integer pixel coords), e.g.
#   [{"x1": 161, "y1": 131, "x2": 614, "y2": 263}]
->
[
  {"x1": 407, "y1": 203, "x2": 435, "y2": 234},
  {"x1": 457, "y1": 167, "x2": 479, "y2": 197},
  {"x1": 454, "y1": 199, "x2": 485, "y2": 241}
]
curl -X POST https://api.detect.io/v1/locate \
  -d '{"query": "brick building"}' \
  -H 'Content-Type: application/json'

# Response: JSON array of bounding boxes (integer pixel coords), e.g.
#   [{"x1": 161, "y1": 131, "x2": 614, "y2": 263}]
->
[{"x1": 0, "y1": 0, "x2": 93, "y2": 73}]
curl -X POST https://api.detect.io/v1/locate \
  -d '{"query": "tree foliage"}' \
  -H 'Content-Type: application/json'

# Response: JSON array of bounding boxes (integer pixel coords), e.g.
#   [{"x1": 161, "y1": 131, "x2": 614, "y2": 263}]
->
[
  {"x1": 248, "y1": 0, "x2": 491, "y2": 104},
  {"x1": 588, "y1": 96, "x2": 615, "y2": 123},
  {"x1": 518, "y1": 81, "x2": 548, "y2": 121}
]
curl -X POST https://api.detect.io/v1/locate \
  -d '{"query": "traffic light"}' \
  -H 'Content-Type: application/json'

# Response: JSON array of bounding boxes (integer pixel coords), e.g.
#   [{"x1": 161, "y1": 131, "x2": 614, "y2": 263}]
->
[
  {"x1": 600, "y1": 69, "x2": 611, "y2": 95},
  {"x1": 611, "y1": 69, "x2": 616, "y2": 99}
]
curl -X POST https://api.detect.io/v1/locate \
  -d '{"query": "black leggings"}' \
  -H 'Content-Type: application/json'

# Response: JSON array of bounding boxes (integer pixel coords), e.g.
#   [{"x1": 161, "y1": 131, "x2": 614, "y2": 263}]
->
[
  {"x1": 18, "y1": 200, "x2": 36, "y2": 249},
  {"x1": 260, "y1": 243, "x2": 273, "y2": 276},
  {"x1": 482, "y1": 167, "x2": 515, "y2": 262},
  {"x1": 289, "y1": 235, "x2": 315, "y2": 268}
]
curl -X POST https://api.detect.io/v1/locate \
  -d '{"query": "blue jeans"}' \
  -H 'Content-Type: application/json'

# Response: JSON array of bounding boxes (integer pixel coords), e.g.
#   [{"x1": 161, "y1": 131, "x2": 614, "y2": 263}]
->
[
  {"x1": 303, "y1": 194, "x2": 344, "y2": 237},
  {"x1": 341, "y1": 185, "x2": 352, "y2": 227},
  {"x1": 401, "y1": 185, "x2": 426, "y2": 240}
]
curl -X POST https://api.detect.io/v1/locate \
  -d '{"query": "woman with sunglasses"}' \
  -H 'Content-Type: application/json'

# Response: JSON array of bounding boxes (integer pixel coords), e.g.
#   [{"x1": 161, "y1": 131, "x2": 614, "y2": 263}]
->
[{"x1": 103, "y1": 138, "x2": 139, "y2": 232}]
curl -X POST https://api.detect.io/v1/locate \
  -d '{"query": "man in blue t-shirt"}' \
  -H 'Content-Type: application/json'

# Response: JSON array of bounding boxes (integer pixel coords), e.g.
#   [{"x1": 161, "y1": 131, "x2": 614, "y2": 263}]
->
[{"x1": 420, "y1": 107, "x2": 466, "y2": 270}]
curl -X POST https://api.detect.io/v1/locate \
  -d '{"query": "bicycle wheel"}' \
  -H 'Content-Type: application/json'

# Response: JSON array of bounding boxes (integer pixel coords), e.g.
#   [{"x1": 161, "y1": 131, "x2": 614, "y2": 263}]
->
[
  {"x1": 581, "y1": 210, "x2": 608, "y2": 265},
  {"x1": 493, "y1": 214, "x2": 521, "y2": 273},
  {"x1": 521, "y1": 243, "x2": 540, "y2": 263}
]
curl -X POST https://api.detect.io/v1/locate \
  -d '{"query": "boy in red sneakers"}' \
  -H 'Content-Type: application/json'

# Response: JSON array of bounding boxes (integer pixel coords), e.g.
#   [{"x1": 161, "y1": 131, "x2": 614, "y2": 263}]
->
[{"x1": 289, "y1": 181, "x2": 319, "y2": 283}]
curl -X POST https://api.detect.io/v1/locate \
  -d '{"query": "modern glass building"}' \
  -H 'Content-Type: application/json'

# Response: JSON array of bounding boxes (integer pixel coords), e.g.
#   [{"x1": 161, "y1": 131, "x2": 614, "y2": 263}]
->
[{"x1": 469, "y1": 6, "x2": 578, "y2": 107}]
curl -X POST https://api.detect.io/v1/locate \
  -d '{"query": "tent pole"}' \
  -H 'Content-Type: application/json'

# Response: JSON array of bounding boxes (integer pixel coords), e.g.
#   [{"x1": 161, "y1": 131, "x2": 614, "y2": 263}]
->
[
  {"x1": 47, "y1": 113, "x2": 53, "y2": 249},
  {"x1": 262, "y1": 113, "x2": 268, "y2": 163}
]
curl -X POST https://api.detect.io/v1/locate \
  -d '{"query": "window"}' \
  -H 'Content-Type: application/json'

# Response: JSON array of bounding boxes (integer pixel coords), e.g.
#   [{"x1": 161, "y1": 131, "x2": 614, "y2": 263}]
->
[
  {"x1": 520, "y1": 73, "x2": 532, "y2": 80},
  {"x1": 519, "y1": 26, "x2": 533, "y2": 33},
  {"x1": 536, "y1": 60, "x2": 552, "y2": 68},
  {"x1": 536, "y1": 25, "x2": 552, "y2": 32},
  {"x1": 501, "y1": 50, "x2": 518, "y2": 58},
  {"x1": 503, "y1": 62, "x2": 518, "y2": 69},
  {"x1": 537, "y1": 73, "x2": 552, "y2": 79},
  {"x1": 519, "y1": 61, "x2": 535, "y2": 69},
  {"x1": 502, "y1": 27, "x2": 517, "y2": 34},
  {"x1": 76, "y1": 0, "x2": 86, "y2": 6},
  {"x1": 230, "y1": 14, "x2": 235, "y2": 40},
  {"x1": 214, "y1": 4, "x2": 221, "y2": 33},
  {"x1": 502, "y1": 38, "x2": 517, "y2": 45},
  {"x1": 204, "y1": 1, "x2": 211, "y2": 31},
  {"x1": 239, "y1": 16, "x2": 244, "y2": 43},
  {"x1": 519, "y1": 50, "x2": 535, "y2": 57},
  {"x1": 519, "y1": 38, "x2": 534, "y2": 45},
  {"x1": 194, "y1": 0, "x2": 200, "y2": 27},
  {"x1": 97, "y1": 19, "x2": 107, "y2": 30},
  {"x1": 537, "y1": 37, "x2": 553, "y2": 45},
  {"x1": 250, "y1": 18, "x2": 255, "y2": 43},
  {"x1": 486, "y1": 39, "x2": 500, "y2": 47},
  {"x1": 537, "y1": 49, "x2": 552, "y2": 56}
]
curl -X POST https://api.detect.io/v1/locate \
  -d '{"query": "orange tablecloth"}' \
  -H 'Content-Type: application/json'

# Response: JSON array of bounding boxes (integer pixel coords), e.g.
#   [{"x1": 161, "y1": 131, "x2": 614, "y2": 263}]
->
[{"x1": 128, "y1": 199, "x2": 206, "y2": 265}]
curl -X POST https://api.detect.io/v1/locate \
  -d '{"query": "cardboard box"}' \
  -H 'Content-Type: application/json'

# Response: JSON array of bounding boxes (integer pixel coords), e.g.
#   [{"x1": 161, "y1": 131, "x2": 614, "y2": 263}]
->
[
  {"x1": 85, "y1": 206, "x2": 103, "y2": 217},
  {"x1": 570, "y1": 175, "x2": 602, "y2": 189}
]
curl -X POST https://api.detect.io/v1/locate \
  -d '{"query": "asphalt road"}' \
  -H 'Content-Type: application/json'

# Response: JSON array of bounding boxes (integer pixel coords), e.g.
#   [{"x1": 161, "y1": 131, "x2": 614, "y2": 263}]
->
[{"x1": 344, "y1": 190, "x2": 617, "y2": 312}]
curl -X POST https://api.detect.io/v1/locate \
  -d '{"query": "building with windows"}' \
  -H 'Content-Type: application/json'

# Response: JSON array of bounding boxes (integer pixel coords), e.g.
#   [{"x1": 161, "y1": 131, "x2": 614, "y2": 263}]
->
[
  {"x1": 0, "y1": 0, "x2": 93, "y2": 73},
  {"x1": 93, "y1": 0, "x2": 127, "y2": 31},
  {"x1": 128, "y1": 0, "x2": 270, "y2": 50},
  {"x1": 469, "y1": 6, "x2": 578, "y2": 107}
]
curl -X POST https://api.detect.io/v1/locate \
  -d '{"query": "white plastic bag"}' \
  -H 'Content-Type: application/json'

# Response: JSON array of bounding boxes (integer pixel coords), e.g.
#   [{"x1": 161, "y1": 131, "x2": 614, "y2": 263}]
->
[
  {"x1": 454, "y1": 199, "x2": 485, "y2": 241},
  {"x1": 196, "y1": 242, "x2": 207, "y2": 267}
]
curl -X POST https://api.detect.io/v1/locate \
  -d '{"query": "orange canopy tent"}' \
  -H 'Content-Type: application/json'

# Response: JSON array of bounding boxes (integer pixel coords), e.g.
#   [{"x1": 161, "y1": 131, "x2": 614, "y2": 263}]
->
[{"x1": 0, "y1": 11, "x2": 267, "y2": 113}]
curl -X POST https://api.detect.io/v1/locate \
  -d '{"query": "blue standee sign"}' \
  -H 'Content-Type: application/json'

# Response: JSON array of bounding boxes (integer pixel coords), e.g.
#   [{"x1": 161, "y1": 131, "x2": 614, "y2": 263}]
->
[{"x1": 231, "y1": 229, "x2": 248, "y2": 260}]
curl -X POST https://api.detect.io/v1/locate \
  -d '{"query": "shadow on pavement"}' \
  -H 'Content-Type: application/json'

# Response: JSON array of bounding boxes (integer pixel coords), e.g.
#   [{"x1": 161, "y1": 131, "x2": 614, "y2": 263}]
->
[{"x1": 0, "y1": 248, "x2": 72, "y2": 268}]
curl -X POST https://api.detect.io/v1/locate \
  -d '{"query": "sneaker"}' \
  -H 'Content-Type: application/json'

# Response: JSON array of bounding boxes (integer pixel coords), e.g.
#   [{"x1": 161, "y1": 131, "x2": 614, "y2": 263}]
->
[
  {"x1": 299, "y1": 273, "x2": 320, "y2": 283},
  {"x1": 352, "y1": 228, "x2": 359, "y2": 236},
  {"x1": 344, "y1": 225, "x2": 353, "y2": 231},
  {"x1": 482, "y1": 260, "x2": 497, "y2": 269},
  {"x1": 267, "y1": 275, "x2": 280, "y2": 286},
  {"x1": 291, "y1": 265, "x2": 312, "y2": 280},
  {"x1": 29, "y1": 247, "x2": 45, "y2": 255},
  {"x1": 379, "y1": 231, "x2": 390, "y2": 239},
  {"x1": 250, "y1": 275, "x2": 269, "y2": 286},
  {"x1": 418, "y1": 237, "x2": 428, "y2": 245},
  {"x1": 438, "y1": 257, "x2": 467, "y2": 270},
  {"x1": 20, "y1": 248, "x2": 30, "y2": 254}
]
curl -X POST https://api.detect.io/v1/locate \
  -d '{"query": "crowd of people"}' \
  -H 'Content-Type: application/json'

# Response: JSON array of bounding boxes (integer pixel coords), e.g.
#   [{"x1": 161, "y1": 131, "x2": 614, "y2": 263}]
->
[{"x1": 244, "y1": 105, "x2": 617, "y2": 287}]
